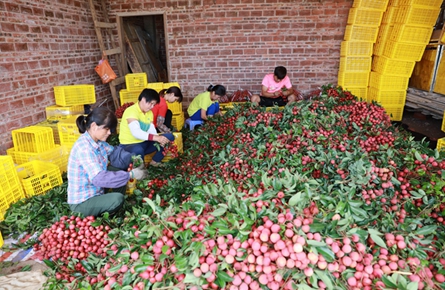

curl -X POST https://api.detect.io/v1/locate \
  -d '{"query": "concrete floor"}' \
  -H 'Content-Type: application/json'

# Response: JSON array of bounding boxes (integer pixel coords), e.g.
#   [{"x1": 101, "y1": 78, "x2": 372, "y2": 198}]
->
[{"x1": 399, "y1": 109, "x2": 445, "y2": 149}]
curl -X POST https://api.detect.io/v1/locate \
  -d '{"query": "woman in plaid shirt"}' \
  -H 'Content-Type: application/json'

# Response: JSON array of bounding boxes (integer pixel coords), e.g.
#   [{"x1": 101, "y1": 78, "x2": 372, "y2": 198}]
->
[{"x1": 67, "y1": 107, "x2": 147, "y2": 217}]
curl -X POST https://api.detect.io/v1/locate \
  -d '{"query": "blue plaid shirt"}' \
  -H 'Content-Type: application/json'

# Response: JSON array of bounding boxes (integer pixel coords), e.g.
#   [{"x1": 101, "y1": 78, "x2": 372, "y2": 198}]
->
[{"x1": 67, "y1": 132, "x2": 114, "y2": 204}]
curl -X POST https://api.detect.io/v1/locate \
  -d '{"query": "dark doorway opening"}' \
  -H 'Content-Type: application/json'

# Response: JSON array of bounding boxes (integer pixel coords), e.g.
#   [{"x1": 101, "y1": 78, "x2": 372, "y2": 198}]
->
[{"x1": 121, "y1": 14, "x2": 168, "y2": 83}]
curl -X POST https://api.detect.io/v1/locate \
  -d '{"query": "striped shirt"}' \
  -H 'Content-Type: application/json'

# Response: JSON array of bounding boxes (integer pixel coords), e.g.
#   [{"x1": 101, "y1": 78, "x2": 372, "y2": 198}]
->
[{"x1": 67, "y1": 132, "x2": 114, "y2": 204}]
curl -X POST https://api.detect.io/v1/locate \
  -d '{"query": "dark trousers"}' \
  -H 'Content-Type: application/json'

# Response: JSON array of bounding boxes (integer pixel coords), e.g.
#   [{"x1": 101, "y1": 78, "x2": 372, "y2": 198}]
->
[
  {"x1": 69, "y1": 165, "x2": 126, "y2": 217},
  {"x1": 165, "y1": 109, "x2": 173, "y2": 130}
]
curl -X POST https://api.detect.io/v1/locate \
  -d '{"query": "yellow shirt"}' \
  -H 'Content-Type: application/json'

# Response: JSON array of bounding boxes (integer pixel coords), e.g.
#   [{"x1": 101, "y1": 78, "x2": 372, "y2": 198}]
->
[
  {"x1": 119, "y1": 103, "x2": 154, "y2": 145},
  {"x1": 187, "y1": 91, "x2": 215, "y2": 117}
]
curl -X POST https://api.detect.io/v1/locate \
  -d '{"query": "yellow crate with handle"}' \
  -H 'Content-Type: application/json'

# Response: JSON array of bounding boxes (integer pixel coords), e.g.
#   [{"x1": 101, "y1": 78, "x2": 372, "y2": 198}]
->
[
  {"x1": 372, "y1": 56, "x2": 416, "y2": 77},
  {"x1": 368, "y1": 87, "x2": 407, "y2": 105},
  {"x1": 340, "y1": 41, "x2": 374, "y2": 57},
  {"x1": 57, "y1": 115, "x2": 83, "y2": 150},
  {"x1": 382, "y1": 104, "x2": 404, "y2": 121},
  {"x1": 16, "y1": 160, "x2": 63, "y2": 198},
  {"x1": 12, "y1": 126, "x2": 56, "y2": 153},
  {"x1": 437, "y1": 137, "x2": 445, "y2": 152},
  {"x1": 347, "y1": 8, "x2": 384, "y2": 26},
  {"x1": 0, "y1": 155, "x2": 26, "y2": 221},
  {"x1": 54, "y1": 84, "x2": 96, "y2": 106},
  {"x1": 125, "y1": 73, "x2": 147, "y2": 91},
  {"x1": 344, "y1": 25, "x2": 379, "y2": 42},
  {"x1": 46, "y1": 105, "x2": 85, "y2": 120}
]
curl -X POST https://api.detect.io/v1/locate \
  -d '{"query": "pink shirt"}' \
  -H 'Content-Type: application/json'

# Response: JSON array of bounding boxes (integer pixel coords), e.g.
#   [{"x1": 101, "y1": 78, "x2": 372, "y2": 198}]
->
[{"x1": 262, "y1": 73, "x2": 293, "y2": 93}]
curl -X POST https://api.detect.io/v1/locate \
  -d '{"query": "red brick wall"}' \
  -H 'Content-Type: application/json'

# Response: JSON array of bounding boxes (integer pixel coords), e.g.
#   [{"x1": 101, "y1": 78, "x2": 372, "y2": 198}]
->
[
  {"x1": 0, "y1": 0, "x2": 112, "y2": 154},
  {"x1": 0, "y1": 0, "x2": 352, "y2": 154},
  {"x1": 110, "y1": 0, "x2": 352, "y2": 105}
]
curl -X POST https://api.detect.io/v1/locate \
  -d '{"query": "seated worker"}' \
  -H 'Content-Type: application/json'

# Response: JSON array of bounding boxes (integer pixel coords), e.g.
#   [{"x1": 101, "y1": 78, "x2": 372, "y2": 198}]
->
[
  {"x1": 68, "y1": 107, "x2": 148, "y2": 217},
  {"x1": 119, "y1": 88, "x2": 175, "y2": 167},
  {"x1": 187, "y1": 84, "x2": 226, "y2": 121},
  {"x1": 152, "y1": 86, "x2": 183, "y2": 133},
  {"x1": 251, "y1": 66, "x2": 297, "y2": 107}
]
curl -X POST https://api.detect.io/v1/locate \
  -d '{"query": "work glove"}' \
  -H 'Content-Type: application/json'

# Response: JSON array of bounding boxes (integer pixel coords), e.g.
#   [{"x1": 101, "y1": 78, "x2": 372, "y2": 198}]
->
[
  {"x1": 131, "y1": 155, "x2": 145, "y2": 169},
  {"x1": 130, "y1": 168, "x2": 149, "y2": 180}
]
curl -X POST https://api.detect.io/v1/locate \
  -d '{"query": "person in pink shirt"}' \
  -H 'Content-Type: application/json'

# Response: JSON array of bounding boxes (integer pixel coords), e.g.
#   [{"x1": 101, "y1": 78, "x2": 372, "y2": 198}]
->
[{"x1": 251, "y1": 66, "x2": 298, "y2": 107}]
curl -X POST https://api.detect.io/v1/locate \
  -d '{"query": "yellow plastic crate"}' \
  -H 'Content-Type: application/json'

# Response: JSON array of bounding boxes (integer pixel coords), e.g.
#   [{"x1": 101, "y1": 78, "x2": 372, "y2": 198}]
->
[
  {"x1": 339, "y1": 56, "x2": 372, "y2": 71},
  {"x1": 46, "y1": 105, "x2": 84, "y2": 120},
  {"x1": 35, "y1": 120, "x2": 60, "y2": 144},
  {"x1": 120, "y1": 89, "x2": 142, "y2": 105},
  {"x1": 7, "y1": 145, "x2": 68, "y2": 170},
  {"x1": 0, "y1": 185, "x2": 24, "y2": 222},
  {"x1": 338, "y1": 71, "x2": 370, "y2": 88},
  {"x1": 352, "y1": 0, "x2": 389, "y2": 11},
  {"x1": 373, "y1": 24, "x2": 393, "y2": 56},
  {"x1": 390, "y1": 25, "x2": 433, "y2": 45},
  {"x1": 347, "y1": 8, "x2": 384, "y2": 26},
  {"x1": 372, "y1": 56, "x2": 415, "y2": 77},
  {"x1": 388, "y1": 0, "x2": 400, "y2": 6},
  {"x1": 0, "y1": 156, "x2": 25, "y2": 221},
  {"x1": 382, "y1": 7, "x2": 399, "y2": 24},
  {"x1": 399, "y1": 0, "x2": 443, "y2": 8},
  {"x1": 144, "y1": 152, "x2": 155, "y2": 164},
  {"x1": 344, "y1": 25, "x2": 379, "y2": 42},
  {"x1": 12, "y1": 126, "x2": 55, "y2": 153},
  {"x1": 368, "y1": 87, "x2": 407, "y2": 104},
  {"x1": 163, "y1": 82, "x2": 181, "y2": 89},
  {"x1": 16, "y1": 160, "x2": 62, "y2": 197},
  {"x1": 0, "y1": 231, "x2": 3, "y2": 247},
  {"x1": 146, "y1": 82, "x2": 164, "y2": 92},
  {"x1": 340, "y1": 41, "x2": 374, "y2": 56},
  {"x1": 162, "y1": 132, "x2": 184, "y2": 162},
  {"x1": 437, "y1": 138, "x2": 445, "y2": 151},
  {"x1": 54, "y1": 85, "x2": 96, "y2": 106},
  {"x1": 220, "y1": 102, "x2": 235, "y2": 112},
  {"x1": 395, "y1": 6, "x2": 441, "y2": 27},
  {"x1": 383, "y1": 41, "x2": 426, "y2": 61},
  {"x1": 125, "y1": 73, "x2": 147, "y2": 91},
  {"x1": 345, "y1": 87, "x2": 368, "y2": 101},
  {"x1": 382, "y1": 104, "x2": 404, "y2": 121},
  {"x1": 171, "y1": 112, "x2": 185, "y2": 131},
  {"x1": 57, "y1": 115, "x2": 83, "y2": 149},
  {"x1": 369, "y1": 72, "x2": 409, "y2": 91},
  {"x1": 167, "y1": 101, "x2": 183, "y2": 115},
  {"x1": 442, "y1": 111, "x2": 445, "y2": 132},
  {"x1": 28, "y1": 145, "x2": 70, "y2": 173}
]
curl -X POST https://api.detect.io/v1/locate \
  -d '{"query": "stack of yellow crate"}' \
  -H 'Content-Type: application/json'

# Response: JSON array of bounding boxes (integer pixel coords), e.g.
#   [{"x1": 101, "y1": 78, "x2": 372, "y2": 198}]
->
[
  {"x1": 120, "y1": 73, "x2": 149, "y2": 105},
  {"x1": 7, "y1": 126, "x2": 69, "y2": 173},
  {"x1": 339, "y1": 0, "x2": 388, "y2": 100},
  {"x1": 369, "y1": 0, "x2": 441, "y2": 121},
  {"x1": 5, "y1": 128, "x2": 63, "y2": 197},
  {"x1": 57, "y1": 115, "x2": 84, "y2": 152},
  {"x1": 120, "y1": 73, "x2": 171, "y2": 105},
  {"x1": 0, "y1": 155, "x2": 26, "y2": 221},
  {"x1": 164, "y1": 82, "x2": 184, "y2": 130}
]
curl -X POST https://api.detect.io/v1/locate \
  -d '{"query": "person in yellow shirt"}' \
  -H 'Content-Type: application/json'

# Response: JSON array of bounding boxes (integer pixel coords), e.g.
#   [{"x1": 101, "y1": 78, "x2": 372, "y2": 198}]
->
[
  {"x1": 119, "y1": 88, "x2": 174, "y2": 167},
  {"x1": 187, "y1": 84, "x2": 226, "y2": 121}
]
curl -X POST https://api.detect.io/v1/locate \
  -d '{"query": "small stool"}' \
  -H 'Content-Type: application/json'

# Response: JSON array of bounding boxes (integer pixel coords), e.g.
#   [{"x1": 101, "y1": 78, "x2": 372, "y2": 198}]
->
[{"x1": 184, "y1": 118, "x2": 203, "y2": 130}]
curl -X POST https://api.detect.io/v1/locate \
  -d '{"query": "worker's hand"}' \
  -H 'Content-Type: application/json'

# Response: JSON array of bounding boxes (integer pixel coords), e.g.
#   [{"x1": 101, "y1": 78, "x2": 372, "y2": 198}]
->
[
  {"x1": 153, "y1": 135, "x2": 170, "y2": 147},
  {"x1": 130, "y1": 168, "x2": 149, "y2": 180}
]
